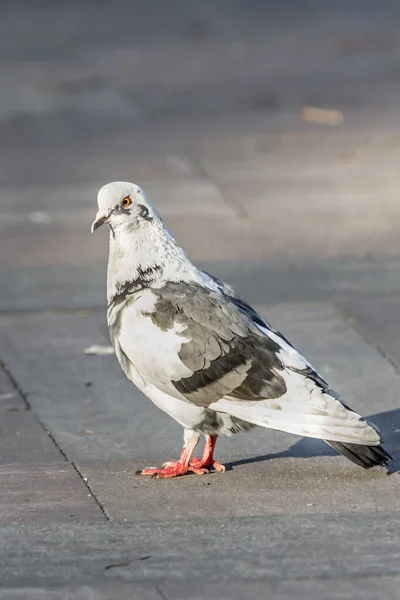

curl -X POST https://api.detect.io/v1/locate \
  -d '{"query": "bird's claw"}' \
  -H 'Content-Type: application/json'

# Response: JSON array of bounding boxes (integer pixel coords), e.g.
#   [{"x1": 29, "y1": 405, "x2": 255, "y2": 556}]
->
[
  {"x1": 163, "y1": 457, "x2": 225, "y2": 473},
  {"x1": 189, "y1": 456, "x2": 226, "y2": 472},
  {"x1": 136, "y1": 464, "x2": 209, "y2": 479}
]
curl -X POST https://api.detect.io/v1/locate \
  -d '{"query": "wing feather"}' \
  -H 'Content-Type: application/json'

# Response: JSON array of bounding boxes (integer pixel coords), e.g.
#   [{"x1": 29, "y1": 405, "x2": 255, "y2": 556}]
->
[{"x1": 147, "y1": 281, "x2": 288, "y2": 407}]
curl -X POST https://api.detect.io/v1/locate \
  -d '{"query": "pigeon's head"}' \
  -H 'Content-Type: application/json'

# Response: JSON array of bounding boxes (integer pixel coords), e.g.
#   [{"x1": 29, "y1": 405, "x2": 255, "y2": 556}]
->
[{"x1": 92, "y1": 181, "x2": 158, "y2": 234}]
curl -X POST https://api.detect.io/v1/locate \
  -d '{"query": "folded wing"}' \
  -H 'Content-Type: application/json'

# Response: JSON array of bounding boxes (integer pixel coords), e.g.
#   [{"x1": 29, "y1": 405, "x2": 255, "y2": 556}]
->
[{"x1": 146, "y1": 280, "x2": 382, "y2": 447}]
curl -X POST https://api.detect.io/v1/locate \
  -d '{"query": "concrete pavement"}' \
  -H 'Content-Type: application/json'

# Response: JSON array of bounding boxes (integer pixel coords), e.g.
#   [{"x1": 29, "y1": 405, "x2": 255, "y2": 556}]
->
[{"x1": 1, "y1": 1, "x2": 400, "y2": 598}]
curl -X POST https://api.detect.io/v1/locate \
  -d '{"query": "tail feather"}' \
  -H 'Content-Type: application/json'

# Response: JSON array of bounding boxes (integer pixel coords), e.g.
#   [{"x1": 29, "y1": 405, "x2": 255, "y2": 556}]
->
[{"x1": 327, "y1": 441, "x2": 392, "y2": 469}]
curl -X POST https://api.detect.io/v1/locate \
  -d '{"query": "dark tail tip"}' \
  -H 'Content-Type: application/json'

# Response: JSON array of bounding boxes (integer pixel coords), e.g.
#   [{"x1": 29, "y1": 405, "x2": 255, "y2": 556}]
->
[{"x1": 328, "y1": 441, "x2": 392, "y2": 469}]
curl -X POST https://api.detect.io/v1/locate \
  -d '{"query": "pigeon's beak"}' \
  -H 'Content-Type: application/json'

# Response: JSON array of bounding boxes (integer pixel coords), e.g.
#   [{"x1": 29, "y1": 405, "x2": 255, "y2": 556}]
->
[{"x1": 91, "y1": 212, "x2": 107, "y2": 233}]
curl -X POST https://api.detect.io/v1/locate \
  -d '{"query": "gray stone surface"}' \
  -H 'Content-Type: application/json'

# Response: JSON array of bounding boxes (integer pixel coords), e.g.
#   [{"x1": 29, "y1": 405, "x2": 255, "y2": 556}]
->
[
  {"x1": 192, "y1": 131, "x2": 400, "y2": 259},
  {"x1": 1, "y1": 576, "x2": 400, "y2": 600},
  {"x1": 1, "y1": 515, "x2": 400, "y2": 593},
  {"x1": 163, "y1": 577, "x2": 400, "y2": 600},
  {"x1": 0, "y1": 585, "x2": 160, "y2": 600},
  {"x1": 0, "y1": 366, "x2": 63, "y2": 464},
  {"x1": 7, "y1": 127, "x2": 400, "y2": 265},
  {"x1": 0, "y1": 365, "x2": 105, "y2": 524},
  {"x1": 0, "y1": 464, "x2": 105, "y2": 525},
  {"x1": 80, "y1": 457, "x2": 398, "y2": 522}
]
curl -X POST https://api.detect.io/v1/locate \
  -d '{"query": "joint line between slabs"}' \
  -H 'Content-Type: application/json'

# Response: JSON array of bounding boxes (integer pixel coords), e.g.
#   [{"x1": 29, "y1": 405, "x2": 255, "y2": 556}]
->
[
  {"x1": 181, "y1": 148, "x2": 249, "y2": 220},
  {"x1": 0, "y1": 359, "x2": 110, "y2": 521}
]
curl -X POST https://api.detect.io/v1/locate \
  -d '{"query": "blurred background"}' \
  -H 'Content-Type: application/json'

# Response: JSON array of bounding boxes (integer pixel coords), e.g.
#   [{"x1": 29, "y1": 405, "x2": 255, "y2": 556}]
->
[
  {"x1": 2, "y1": 0, "x2": 400, "y2": 353},
  {"x1": 3, "y1": 0, "x2": 400, "y2": 273}
]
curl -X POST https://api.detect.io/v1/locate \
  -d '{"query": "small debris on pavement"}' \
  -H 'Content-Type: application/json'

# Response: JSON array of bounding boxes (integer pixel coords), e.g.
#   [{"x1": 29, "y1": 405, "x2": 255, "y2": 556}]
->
[
  {"x1": 301, "y1": 106, "x2": 344, "y2": 126},
  {"x1": 29, "y1": 211, "x2": 51, "y2": 224},
  {"x1": 104, "y1": 561, "x2": 130, "y2": 570},
  {"x1": 84, "y1": 345, "x2": 115, "y2": 356},
  {"x1": 0, "y1": 392, "x2": 16, "y2": 400}
]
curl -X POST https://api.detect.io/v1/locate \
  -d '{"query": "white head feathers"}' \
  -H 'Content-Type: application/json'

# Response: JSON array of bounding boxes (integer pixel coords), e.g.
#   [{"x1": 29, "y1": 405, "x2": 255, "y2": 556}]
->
[{"x1": 91, "y1": 181, "x2": 159, "y2": 233}]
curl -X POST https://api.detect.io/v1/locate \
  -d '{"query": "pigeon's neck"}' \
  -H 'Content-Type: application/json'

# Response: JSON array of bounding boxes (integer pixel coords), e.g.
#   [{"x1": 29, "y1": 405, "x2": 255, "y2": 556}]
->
[{"x1": 106, "y1": 219, "x2": 197, "y2": 301}]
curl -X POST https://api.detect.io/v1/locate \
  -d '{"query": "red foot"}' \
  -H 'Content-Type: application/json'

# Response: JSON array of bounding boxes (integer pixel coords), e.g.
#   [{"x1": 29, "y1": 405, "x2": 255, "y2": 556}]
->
[
  {"x1": 136, "y1": 436, "x2": 204, "y2": 479},
  {"x1": 190, "y1": 456, "x2": 226, "y2": 472},
  {"x1": 137, "y1": 462, "x2": 208, "y2": 479},
  {"x1": 136, "y1": 434, "x2": 225, "y2": 479}
]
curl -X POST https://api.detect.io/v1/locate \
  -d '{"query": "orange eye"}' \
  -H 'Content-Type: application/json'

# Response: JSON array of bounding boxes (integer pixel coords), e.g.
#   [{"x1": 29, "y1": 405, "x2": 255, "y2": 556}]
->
[{"x1": 121, "y1": 196, "x2": 131, "y2": 207}]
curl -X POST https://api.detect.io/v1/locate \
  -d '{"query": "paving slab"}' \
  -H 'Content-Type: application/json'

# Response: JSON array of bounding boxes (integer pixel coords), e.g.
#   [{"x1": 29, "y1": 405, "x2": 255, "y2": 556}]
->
[
  {"x1": 0, "y1": 407, "x2": 60, "y2": 466},
  {"x1": 0, "y1": 463, "x2": 105, "y2": 525},
  {"x1": 0, "y1": 264, "x2": 109, "y2": 313},
  {"x1": 0, "y1": 179, "x2": 246, "y2": 267},
  {"x1": 6, "y1": 125, "x2": 400, "y2": 267},
  {"x1": 1, "y1": 255, "x2": 400, "y2": 311},
  {"x1": 163, "y1": 576, "x2": 400, "y2": 600},
  {"x1": 0, "y1": 584, "x2": 160, "y2": 600},
  {"x1": 1, "y1": 354, "x2": 62, "y2": 466},
  {"x1": 78, "y1": 456, "x2": 398, "y2": 522},
  {"x1": 1, "y1": 577, "x2": 399, "y2": 600},
  {"x1": 192, "y1": 130, "x2": 400, "y2": 259},
  {"x1": 0, "y1": 364, "x2": 105, "y2": 524},
  {"x1": 341, "y1": 296, "x2": 400, "y2": 368},
  {"x1": 1, "y1": 514, "x2": 400, "y2": 591}
]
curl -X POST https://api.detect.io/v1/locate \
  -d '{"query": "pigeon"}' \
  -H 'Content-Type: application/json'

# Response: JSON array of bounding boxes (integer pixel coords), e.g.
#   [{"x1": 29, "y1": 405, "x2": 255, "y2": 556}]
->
[{"x1": 92, "y1": 181, "x2": 392, "y2": 478}]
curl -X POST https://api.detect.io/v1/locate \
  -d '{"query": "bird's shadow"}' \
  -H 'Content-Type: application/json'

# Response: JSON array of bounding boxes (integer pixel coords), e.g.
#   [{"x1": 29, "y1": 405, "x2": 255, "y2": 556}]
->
[{"x1": 226, "y1": 408, "x2": 400, "y2": 474}]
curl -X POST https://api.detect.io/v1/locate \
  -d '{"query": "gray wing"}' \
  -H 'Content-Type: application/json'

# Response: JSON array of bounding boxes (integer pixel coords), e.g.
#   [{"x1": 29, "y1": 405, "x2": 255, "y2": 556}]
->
[
  {"x1": 147, "y1": 281, "x2": 289, "y2": 407},
  {"x1": 145, "y1": 281, "x2": 388, "y2": 459}
]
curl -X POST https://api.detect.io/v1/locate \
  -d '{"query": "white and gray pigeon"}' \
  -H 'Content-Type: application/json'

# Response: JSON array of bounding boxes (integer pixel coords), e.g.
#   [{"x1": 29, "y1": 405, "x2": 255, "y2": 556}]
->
[{"x1": 92, "y1": 181, "x2": 391, "y2": 478}]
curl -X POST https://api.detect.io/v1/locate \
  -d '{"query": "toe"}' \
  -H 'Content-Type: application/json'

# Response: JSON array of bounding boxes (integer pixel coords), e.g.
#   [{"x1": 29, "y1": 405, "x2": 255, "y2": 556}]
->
[
  {"x1": 136, "y1": 465, "x2": 189, "y2": 478},
  {"x1": 136, "y1": 467, "x2": 159, "y2": 476},
  {"x1": 188, "y1": 459, "x2": 226, "y2": 473},
  {"x1": 153, "y1": 467, "x2": 187, "y2": 479},
  {"x1": 188, "y1": 466, "x2": 209, "y2": 475},
  {"x1": 213, "y1": 461, "x2": 226, "y2": 472}
]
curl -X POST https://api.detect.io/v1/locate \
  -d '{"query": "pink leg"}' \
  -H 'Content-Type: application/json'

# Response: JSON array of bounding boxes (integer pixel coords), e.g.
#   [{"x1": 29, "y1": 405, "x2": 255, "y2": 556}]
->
[
  {"x1": 136, "y1": 433, "x2": 207, "y2": 479},
  {"x1": 190, "y1": 435, "x2": 226, "y2": 472}
]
